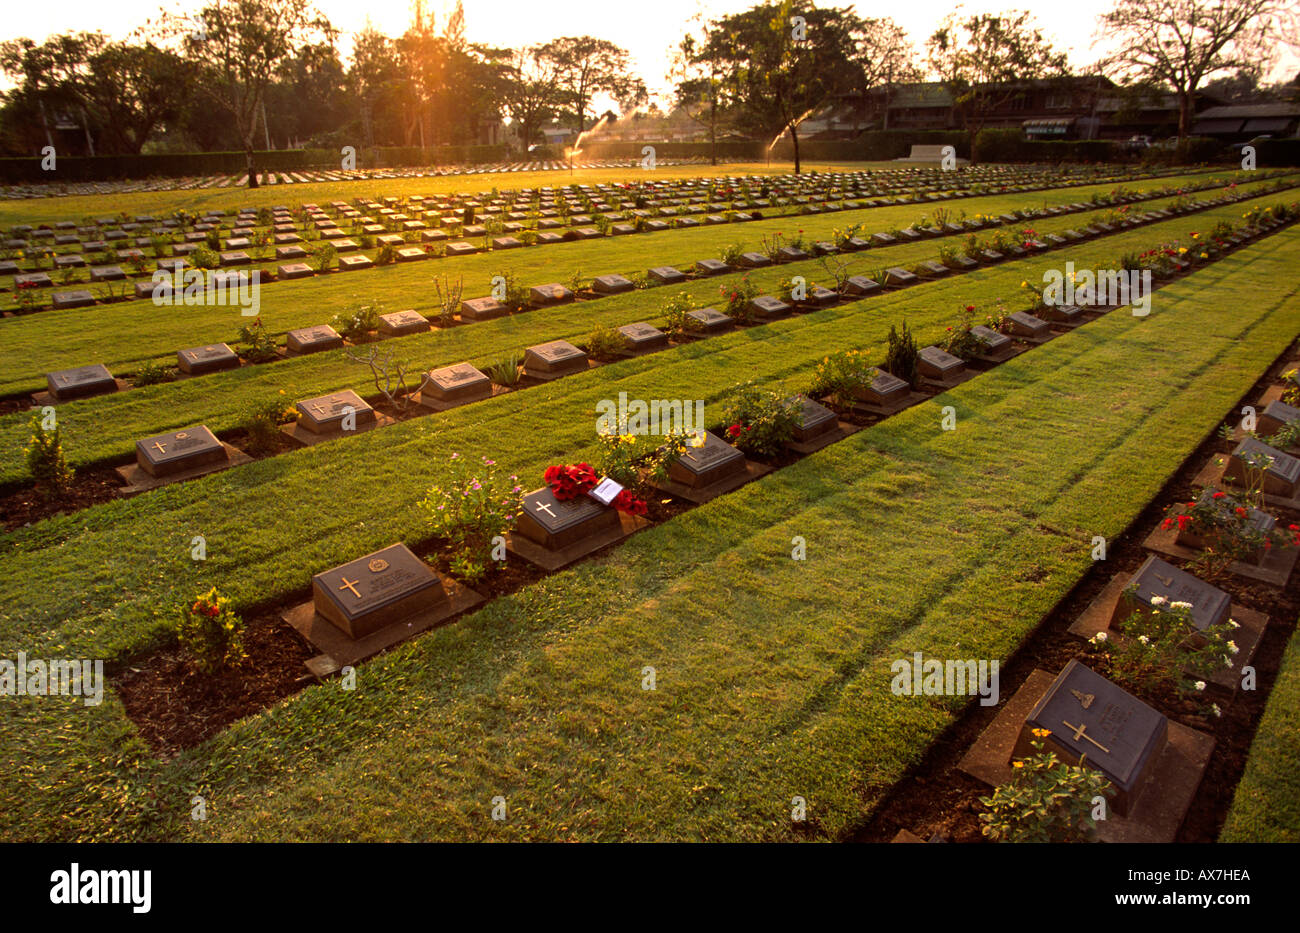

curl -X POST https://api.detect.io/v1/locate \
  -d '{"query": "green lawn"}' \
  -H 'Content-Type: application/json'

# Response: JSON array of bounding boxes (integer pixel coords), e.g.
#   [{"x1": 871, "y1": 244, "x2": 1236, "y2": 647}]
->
[
  {"x1": 0, "y1": 223, "x2": 1296, "y2": 841},
  {"x1": 1220, "y1": 618, "x2": 1300, "y2": 842}
]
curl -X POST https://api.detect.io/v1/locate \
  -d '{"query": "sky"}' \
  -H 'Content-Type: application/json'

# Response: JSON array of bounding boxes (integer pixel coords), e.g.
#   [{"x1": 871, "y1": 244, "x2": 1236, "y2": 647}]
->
[{"x1": 2, "y1": 0, "x2": 1297, "y2": 103}]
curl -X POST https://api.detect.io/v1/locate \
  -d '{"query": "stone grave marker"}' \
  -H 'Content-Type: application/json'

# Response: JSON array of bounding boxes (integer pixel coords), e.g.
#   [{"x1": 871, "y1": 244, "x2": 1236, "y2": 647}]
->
[
  {"x1": 378, "y1": 310, "x2": 430, "y2": 337},
  {"x1": 667, "y1": 431, "x2": 747, "y2": 489},
  {"x1": 694, "y1": 258, "x2": 729, "y2": 275},
  {"x1": 277, "y1": 262, "x2": 314, "y2": 280},
  {"x1": 1258, "y1": 400, "x2": 1300, "y2": 436},
  {"x1": 1224, "y1": 437, "x2": 1300, "y2": 497},
  {"x1": 738, "y1": 252, "x2": 772, "y2": 268},
  {"x1": 312, "y1": 543, "x2": 446, "y2": 640},
  {"x1": 1039, "y1": 304, "x2": 1083, "y2": 324},
  {"x1": 523, "y1": 339, "x2": 588, "y2": 378},
  {"x1": 51, "y1": 290, "x2": 95, "y2": 309},
  {"x1": 1006, "y1": 311, "x2": 1050, "y2": 339},
  {"x1": 883, "y1": 267, "x2": 918, "y2": 287},
  {"x1": 749, "y1": 295, "x2": 791, "y2": 320},
  {"x1": 1016, "y1": 660, "x2": 1168, "y2": 815},
  {"x1": 286, "y1": 324, "x2": 343, "y2": 355},
  {"x1": 295, "y1": 389, "x2": 377, "y2": 435},
  {"x1": 648, "y1": 266, "x2": 686, "y2": 285},
  {"x1": 46, "y1": 363, "x2": 117, "y2": 400},
  {"x1": 917, "y1": 346, "x2": 965, "y2": 385},
  {"x1": 618, "y1": 322, "x2": 668, "y2": 353},
  {"x1": 419, "y1": 362, "x2": 492, "y2": 410},
  {"x1": 514, "y1": 486, "x2": 622, "y2": 553},
  {"x1": 970, "y1": 325, "x2": 1013, "y2": 360},
  {"x1": 686, "y1": 307, "x2": 732, "y2": 333},
  {"x1": 528, "y1": 283, "x2": 574, "y2": 307},
  {"x1": 177, "y1": 343, "x2": 239, "y2": 375},
  {"x1": 135, "y1": 425, "x2": 228, "y2": 478},
  {"x1": 855, "y1": 369, "x2": 910, "y2": 409},
  {"x1": 1109, "y1": 555, "x2": 1231, "y2": 633},
  {"x1": 592, "y1": 274, "x2": 634, "y2": 295},
  {"x1": 460, "y1": 296, "x2": 507, "y2": 321},
  {"x1": 843, "y1": 276, "x2": 880, "y2": 296},
  {"x1": 791, "y1": 396, "x2": 839, "y2": 444}
]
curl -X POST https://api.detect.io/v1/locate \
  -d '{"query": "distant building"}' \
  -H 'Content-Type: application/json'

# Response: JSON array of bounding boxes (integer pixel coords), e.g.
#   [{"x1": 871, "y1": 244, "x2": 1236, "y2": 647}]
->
[{"x1": 1191, "y1": 103, "x2": 1300, "y2": 142}]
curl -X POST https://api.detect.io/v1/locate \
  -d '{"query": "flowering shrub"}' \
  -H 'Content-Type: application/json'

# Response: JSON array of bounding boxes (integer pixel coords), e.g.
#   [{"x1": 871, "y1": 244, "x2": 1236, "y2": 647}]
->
[
  {"x1": 979, "y1": 729, "x2": 1114, "y2": 843},
  {"x1": 941, "y1": 305, "x2": 988, "y2": 360},
  {"x1": 1162, "y1": 489, "x2": 1296, "y2": 576},
  {"x1": 660, "y1": 292, "x2": 696, "y2": 336},
  {"x1": 330, "y1": 302, "x2": 381, "y2": 341},
  {"x1": 719, "y1": 274, "x2": 758, "y2": 321},
  {"x1": 420, "y1": 453, "x2": 523, "y2": 585},
  {"x1": 811, "y1": 348, "x2": 876, "y2": 405},
  {"x1": 1281, "y1": 369, "x2": 1300, "y2": 408},
  {"x1": 1097, "y1": 594, "x2": 1238, "y2": 701},
  {"x1": 236, "y1": 316, "x2": 279, "y2": 363},
  {"x1": 721, "y1": 381, "x2": 801, "y2": 458},
  {"x1": 174, "y1": 587, "x2": 246, "y2": 674}
]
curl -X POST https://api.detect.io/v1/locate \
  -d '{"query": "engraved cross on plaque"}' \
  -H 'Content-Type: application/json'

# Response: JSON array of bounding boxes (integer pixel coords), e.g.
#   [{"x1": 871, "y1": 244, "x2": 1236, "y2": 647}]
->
[
  {"x1": 338, "y1": 577, "x2": 361, "y2": 598},
  {"x1": 1062, "y1": 720, "x2": 1110, "y2": 754},
  {"x1": 151, "y1": 441, "x2": 167, "y2": 454},
  {"x1": 534, "y1": 501, "x2": 556, "y2": 518}
]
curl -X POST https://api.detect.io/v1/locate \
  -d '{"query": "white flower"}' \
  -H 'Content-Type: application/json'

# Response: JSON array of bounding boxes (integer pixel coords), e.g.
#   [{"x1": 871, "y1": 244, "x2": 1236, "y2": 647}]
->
[
  {"x1": 1229, "y1": 619, "x2": 1240, "y2": 629},
  {"x1": 1170, "y1": 601, "x2": 1193, "y2": 610},
  {"x1": 1211, "y1": 704, "x2": 1222, "y2": 718},
  {"x1": 1138, "y1": 635, "x2": 1150, "y2": 645},
  {"x1": 1228, "y1": 641, "x2": 1239, "y2": 655},
  {"x1": 1091, "y1": 632, "x2": 1108, "y2": 644},
  {"x1": 1194, "y1": 681, "x2": 1206, "y2": 692},
  {"x1": 1150, "y1": 595, "x2": 1167, "y2": 606}
]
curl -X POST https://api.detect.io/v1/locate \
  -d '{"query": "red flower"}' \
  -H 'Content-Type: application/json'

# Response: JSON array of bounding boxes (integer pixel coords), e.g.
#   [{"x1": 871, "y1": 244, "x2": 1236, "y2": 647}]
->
[
  {"x1": 1212, "y1": 491, "x2": 1225, "y2": 499},
  {"x1": 727, "y1": 424, "x2": 743, "y2": 439},
  {"x1": 611, "y1": 489, "x2": 648, "y2": 516},
  {"x1": 965, "y1": 305, "x2": 975, "y2": 312},
  {"x1": 1161, "y1": 517, "x2": 1174, "y2": 530}
]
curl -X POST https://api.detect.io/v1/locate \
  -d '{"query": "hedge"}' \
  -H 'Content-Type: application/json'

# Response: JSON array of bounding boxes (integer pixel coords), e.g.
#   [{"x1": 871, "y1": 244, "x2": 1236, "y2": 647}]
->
[{"x1": 0, "y1": 150, "x2": 309, "y2": 183}]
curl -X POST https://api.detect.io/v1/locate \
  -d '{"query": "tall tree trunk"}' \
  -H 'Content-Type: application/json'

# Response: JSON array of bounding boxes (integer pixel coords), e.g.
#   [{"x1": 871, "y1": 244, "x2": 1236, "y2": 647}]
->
[
  {"x1": 245, "y1": 137, "x2": 259, "y2": 189},
  {"x1": 709, "y1": 97, "x2": 717, "y2": 165},
  {"x1": 1178, "y1": 89, "x2": 1191, "y2": 139},
  {"x1": 790, "y1": 122, "x2": 801, "y2": 174}
]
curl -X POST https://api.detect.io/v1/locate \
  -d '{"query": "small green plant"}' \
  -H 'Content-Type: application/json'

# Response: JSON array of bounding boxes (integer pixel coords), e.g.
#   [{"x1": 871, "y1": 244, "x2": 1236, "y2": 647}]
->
[
  {"x1": 23, "y1": 413, "x2": 73, "y2": 498},
  {"x1": 485, "y1": 352, "x2": 523, "y2": 387},
  {"x1": 660, "y1": 292, "x2": 696, "y2": 336},
  {"x1": 941, "y1": 305, "x2": 988, "y2": 360},
  {"x1": 242, "y1": 393, "x2": 295, "y2": 454},
  {"x1": 978, "y1": 729, "x2": 1114, "y2": 843},
  {"x1": 719, "y1": 274, "x2": 759, "y2": 322},
  {"x1": 719, "y1": 242, "x2": 745, "y2": 265},
  {"x1": 236, "y1": 316, "x2": 279, "y2": 363},
  {"x1": 882, "y1": 321, "x2": 920, "y2": 386},
  {"x1": 307, "y1": 241, "x2": 337, "y2": 272},
  {"x1": 331, "y1": 302, "x2": 382, "y2": 341},
  {"x1": 585, "y1": 323, "x2": 626, "y2": 362},
  {"x1": 1095, "y1": 594, "x2": 1238, "y2": 702},
  {"x1": 419, "y1": 453, "x2": 524, "y2": 585},
  {"x1": 191, "y1": 245, "x2": 221, "y2": 270},
  {"x1": 721, "y1": 380, "x2": 801, "y2": 458},
  {"x1": 174, "y1": 586, "x2": 246, "y2": 674},
  {"x1": 375, "y1": 244, "x2": 397, "y2": 265},
  {"x1": 433, "y1": 273, "x2": 463, "y2": 328},
  {"x1": 132, "y1": 361, "x2": 174, "y2": 387},
  {"x1": 810, "y1": 348, "x2": 876, "y2": 405}
]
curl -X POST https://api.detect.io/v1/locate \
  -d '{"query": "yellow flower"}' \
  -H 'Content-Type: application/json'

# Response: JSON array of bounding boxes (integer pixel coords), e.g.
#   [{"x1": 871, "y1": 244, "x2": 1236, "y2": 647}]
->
[
  {"x1": 1031, "y1": 727, "x2": 1051, "y2": 738},
  {"x1": 1012, "y1": 760, "x2": 1024, "y2": 769}
]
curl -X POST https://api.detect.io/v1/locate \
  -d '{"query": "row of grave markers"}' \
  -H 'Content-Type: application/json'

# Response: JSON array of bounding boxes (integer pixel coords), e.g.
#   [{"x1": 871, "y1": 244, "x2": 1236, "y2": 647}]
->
[{"x1": 35, "y1": 180, "x2": 1295, "y2": 406}]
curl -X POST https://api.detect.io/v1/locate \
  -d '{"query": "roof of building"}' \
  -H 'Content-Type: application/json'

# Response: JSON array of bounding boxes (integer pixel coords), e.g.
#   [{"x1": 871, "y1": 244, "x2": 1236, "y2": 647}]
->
[{"x1": 1194, "y1": 103, "x2": 1300, "y2": 120}]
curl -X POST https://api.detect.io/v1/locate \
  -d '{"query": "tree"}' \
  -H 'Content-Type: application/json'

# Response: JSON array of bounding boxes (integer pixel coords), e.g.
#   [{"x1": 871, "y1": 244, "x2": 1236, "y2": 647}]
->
[
  {"x1": 927, "y1": 12, "x2": 1068, "y2": 161},
  {"x1": 1098, "y1": 0, "x2": 1298, "y2": 138},
  {"x1": 701, "y1": 1, "x2": 870, "y2": 174},
  {"x1": 670, "y1": 20, "x2": 728, "y2": 165},
  {"x1": 854, "y1": 18, "x2": 922, "y2": 131},
  {"x1": 537, "y1": 36, "x2": 647, "y2": 135},
  {"x1": 500, "y1": 45, "x2": 562, "y2": 152},
  {"x1": 170, "y1": 0, "x2": 334, "y2": 187}
]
